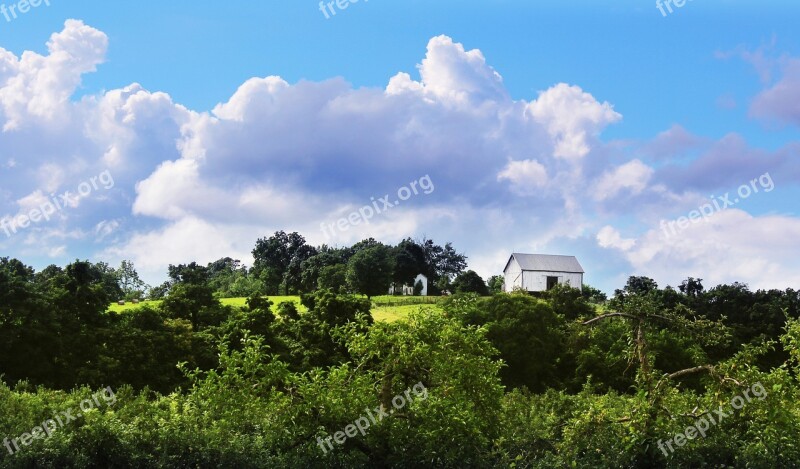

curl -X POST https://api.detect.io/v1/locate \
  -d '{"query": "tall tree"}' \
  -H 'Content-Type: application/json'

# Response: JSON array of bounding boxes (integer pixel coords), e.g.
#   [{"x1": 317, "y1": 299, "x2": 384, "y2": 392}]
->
[
  {"x1": 117, "y1": 260, "x2": 146, "y2": 299},
  {"x1": 392, "y1": 238, "x2": 428, "y2": 287},
  {"x1": 93, "y1": 261, "x2": 124, "y2": 300},
  {"x1": 162, "y1": 262, "x2": 220, "y2": 330},
  {"x1": 346, "y1": 244, "x2": 394, "y2": 299},
  {"x1": 678, "y1": 277, "x2": 704, "y2": 297},
  {"x1": 252, "y1": 231, "x2": 314, "y2": 295},
  {"x1": 452, "y1": 270, "x2": 490, "y2": 296},
  {"x1": 420, "y1": 238, "x2": 468, "y2": 293},
  {"x1": 437, "y1": 242, "x2": 468, "y2": 280},
  {"x1": 284, "y1": 244, "x2": 318, "y2": 294},
  {"x1": 611, "y1": 276, "x2": 659, "y2": 308},
  {"x1": 299, "y1": 248, "x2": 347, "y2": 293},
  {"x1": 318, "y1": 264, "x2": 348, "y2": 293},
  {"x1": 0, "y1": 258, "x2": 55, "y2": 386}
]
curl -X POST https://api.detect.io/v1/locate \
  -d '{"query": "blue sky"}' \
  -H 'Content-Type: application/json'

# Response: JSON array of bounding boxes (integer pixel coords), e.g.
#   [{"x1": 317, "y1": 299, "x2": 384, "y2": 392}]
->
[{"x1": 0, "y1": 0, "x2": 799, "y2": 293}]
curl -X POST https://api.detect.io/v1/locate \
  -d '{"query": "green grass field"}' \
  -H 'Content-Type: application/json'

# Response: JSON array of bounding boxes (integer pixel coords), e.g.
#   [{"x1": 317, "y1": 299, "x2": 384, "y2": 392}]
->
[
  {"x1": 108, "y1": 295, "x2": 439, "y2": 322},
  {"x1": 108, "y1": 296, "x2": 307, "y2": 312},
  {"x1": 108, "y1": 295, "x2": 603, "y2": 322},
  {"x1": 371, "y1": 303, "x2": 443, "y2": 322},
  {"x1": 108, "y1": 300, "x2": 162, "y2": 313},
  {"x1": 370, "y1": 295, "x2": 445, "y2": 306}
]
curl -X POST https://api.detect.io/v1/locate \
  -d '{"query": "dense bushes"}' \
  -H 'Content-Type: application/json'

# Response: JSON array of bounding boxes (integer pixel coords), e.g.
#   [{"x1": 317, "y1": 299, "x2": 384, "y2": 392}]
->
[
  {"x1": 2, "y1": 312, "x2": 800, "y2": 467},
  {"x1": 3, "y1": 254, "x2": 800, "y2": 466}
]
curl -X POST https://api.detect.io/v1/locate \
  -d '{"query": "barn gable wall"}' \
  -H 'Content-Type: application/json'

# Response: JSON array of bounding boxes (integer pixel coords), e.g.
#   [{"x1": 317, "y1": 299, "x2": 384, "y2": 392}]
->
[
  {"x1": 503, "y1": 258, "x2": 523, "y2": 292},
  {"x1": 521, "y1": 271, "x2": 583, "y2": 292}
]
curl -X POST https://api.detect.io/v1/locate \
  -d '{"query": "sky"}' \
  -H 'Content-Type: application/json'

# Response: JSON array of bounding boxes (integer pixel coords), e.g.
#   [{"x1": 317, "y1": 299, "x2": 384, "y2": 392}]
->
[{"x1": 0, "y1": 0, "x2": 799, "y2": 293}]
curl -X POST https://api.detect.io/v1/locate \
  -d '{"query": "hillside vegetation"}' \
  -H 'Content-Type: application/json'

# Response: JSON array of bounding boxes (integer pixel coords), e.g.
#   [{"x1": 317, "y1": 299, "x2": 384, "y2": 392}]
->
[{"x1": 1, "y1": 246, "x2": 799, "y2": 467}]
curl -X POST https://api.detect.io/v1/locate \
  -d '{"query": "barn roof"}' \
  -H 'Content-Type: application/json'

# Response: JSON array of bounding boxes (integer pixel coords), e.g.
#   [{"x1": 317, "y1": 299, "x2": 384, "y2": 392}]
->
[{"x1": 505, "y1": 253, "x2": 585, "y2": 273}]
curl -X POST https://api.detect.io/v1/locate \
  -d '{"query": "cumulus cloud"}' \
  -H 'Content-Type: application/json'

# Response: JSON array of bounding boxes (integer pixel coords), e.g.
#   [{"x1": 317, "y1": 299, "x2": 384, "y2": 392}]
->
[
  {"x1": 597, "y1": 226, "x2": 636, "y2": 251},
  {"x1": 124, "y1": 32, "x2": 626, "y2": 274},
  {"x1": 102, "y1": 217, "x2": 244, "y2": 272},
  {"x1": 497, "y1": 159, "x2": 549, "y2": 195},
  {"x1": 527, "y1": 83, "x2": 621, "y2": 160},
  {"x1": 0, "y1": 21, "x2": 798, "y2": 293},
  {"x1": 0, "y1": 19, "x2": 107, "y2": 130},
  {"x1": 593, "y1": 159, "x2": 654, "y2": 201},
  {"x1": 599, "y1": 210, "x2": 800, "y2": 290},
  {"x1": 387, "y1": 35, "x2": 508, "y2": 106}
]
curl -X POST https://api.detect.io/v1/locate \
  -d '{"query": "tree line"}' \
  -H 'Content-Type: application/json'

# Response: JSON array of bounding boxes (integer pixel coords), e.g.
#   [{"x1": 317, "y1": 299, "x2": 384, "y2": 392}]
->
[{"x1": 150, "y1": 232, "x2": 484, "y2": 299}]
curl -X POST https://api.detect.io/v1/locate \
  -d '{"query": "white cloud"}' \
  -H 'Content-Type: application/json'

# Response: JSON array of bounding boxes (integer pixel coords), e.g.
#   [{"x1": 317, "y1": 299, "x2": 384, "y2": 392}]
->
[
  {"x1": 600, "y1": 210, "x2": 800, "y2": 290},
  {"x1": 0, "y1": 19, "x2": 107, "y2": 130},
  {"x1": 527, "y1": 83, "x2": 621, "y2": 160},
  {"x1": 387, "y1": 35, "x2": 508, "y2": 106},
  {"x1": 213, "y1": 76, "x2": 290, "y2": 122},
  {"x1": 497, "y1": 159, "x2": 549, "y2": 195},
  {"x1": 0, "y1": 22, "x2": 798, "y2": 295},
  {"x1": 593, "y1": 159, "x2": 654, "y2": 201},
  {"x1": 101, "y1": 217, "x2": 245, "y2": 272},
  {"x1": 597, "y1": 226, "x2": 636, "y2": 251}
]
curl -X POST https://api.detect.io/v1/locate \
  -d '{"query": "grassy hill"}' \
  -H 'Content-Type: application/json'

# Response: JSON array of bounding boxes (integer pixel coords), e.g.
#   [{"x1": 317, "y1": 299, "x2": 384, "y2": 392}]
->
[{"x1": 108, "y1": 295, "x2": 444, "y2": 322}]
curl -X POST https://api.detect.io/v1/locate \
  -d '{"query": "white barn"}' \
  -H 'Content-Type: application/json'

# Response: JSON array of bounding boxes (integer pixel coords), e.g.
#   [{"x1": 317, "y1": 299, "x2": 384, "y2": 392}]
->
[{"x1": 503, "y1": 253, "x2": 584, "y2": 292}]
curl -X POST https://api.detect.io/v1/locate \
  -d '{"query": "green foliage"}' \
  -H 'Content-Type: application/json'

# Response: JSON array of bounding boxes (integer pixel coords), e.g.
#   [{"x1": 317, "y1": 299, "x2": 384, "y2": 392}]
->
[
  {"x1": 391, "y1": 238, "x2": 428, "y2": 287},
  {"x1": 252, "y1": 231, "x2": 316, "y2": 295},
  {"x1": 318, "y1": 264, "x2": 348, "y2": 293},
  {"x1": 419, "y1": 238, "x2": 468, "y2": 295},
  {"x1": 346, "y1": 244, "x2": 394, "y2": 299},
  {"x1": 581, "y1": 283, "x2": 607, "y2": 303},
  {"x1": 161, "y1": 262, "x2": 222, "y2": 330},
  {"x1": 6, "y1": 257, "x2": 800, "y2": 467},
  {"x1": 1, "y1": 306, "x2": 800, "y2": 467},
  {"x1": 487, "y1": 275, "x2": 504, "y2": 294},
  {"x1": 452, "y1": 270, "x2": 489, "y2": 295},
  {"x1": 273, "y1": 290, "x2": 373, "y2": 370},
  {"x1": 206, "y1": 257, "x2": 263, "y2": 298},
  {"x1": 116, "y1": 259, "x2": 147, "y2": 300},
  {"x1": 101, "y1": 306, "x2": 199, "y2": 393},
  {"x1": 148, "y1": 281, "x2": 170, "y2": 300},
  {"x1": 341, "y1": 309, "x2": 505, "y2": 465},
  {"x1": 445, "y1": 293, "x2": 566, "y2": 392},
  {"x1": 546, "y1": 283, "x2": 594, "y2": 320}
]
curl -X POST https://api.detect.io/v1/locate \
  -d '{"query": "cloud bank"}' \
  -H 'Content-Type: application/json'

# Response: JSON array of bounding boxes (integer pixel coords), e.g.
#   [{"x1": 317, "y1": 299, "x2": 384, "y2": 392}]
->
[{"x1": 1, "y1": 21, "x2": 798, "y2": 292}]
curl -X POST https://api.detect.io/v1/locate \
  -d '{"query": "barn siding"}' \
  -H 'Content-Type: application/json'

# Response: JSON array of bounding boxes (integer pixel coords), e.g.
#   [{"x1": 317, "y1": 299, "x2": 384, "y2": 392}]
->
[
  {"x1": 521, "y1": 271, "x2": 583, "y2": 292},
  {"x1": 503, "y1": 258, "x2": 523, "y2": 292}
]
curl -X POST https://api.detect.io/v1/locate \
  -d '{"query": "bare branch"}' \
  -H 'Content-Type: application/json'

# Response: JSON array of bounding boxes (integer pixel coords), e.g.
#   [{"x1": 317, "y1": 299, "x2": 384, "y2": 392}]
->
[
  {"x1": 582, "y1": 312, "x2": 638, "y2": 325},
  {"x1": 582, "y1": 312, "x2": 673, "y2": 325},
  {"x1": 666, "y1": 365, "x2": 715, "y2": 380}
]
